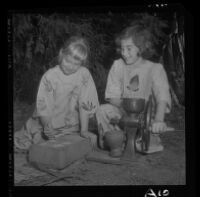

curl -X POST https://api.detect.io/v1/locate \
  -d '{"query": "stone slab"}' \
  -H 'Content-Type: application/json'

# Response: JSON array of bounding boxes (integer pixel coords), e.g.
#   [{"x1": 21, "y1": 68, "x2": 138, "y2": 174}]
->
[{"x1": 29, "y1": 134, "x2": 92, "y2": 170}]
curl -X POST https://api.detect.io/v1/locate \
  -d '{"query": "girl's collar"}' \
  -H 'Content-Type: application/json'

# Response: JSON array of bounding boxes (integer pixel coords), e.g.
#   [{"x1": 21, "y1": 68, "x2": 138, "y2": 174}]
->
[
  {"x1": 123, "y1": 57, "x2": 146, "y2": 68},
  {"x1": 57, "y1": 65, "x2": 76, "y2": 76}
]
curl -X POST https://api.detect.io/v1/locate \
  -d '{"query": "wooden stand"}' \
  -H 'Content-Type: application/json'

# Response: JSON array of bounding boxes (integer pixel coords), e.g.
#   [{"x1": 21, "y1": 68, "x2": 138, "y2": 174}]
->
[{"x1": 121, "y1": 127, "x2": 139, "y2": 161}]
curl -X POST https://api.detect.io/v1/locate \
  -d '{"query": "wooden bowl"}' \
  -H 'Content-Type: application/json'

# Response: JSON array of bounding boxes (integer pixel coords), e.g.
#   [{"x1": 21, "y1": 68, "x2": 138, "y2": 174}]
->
[
  {"x1": 104, "y1": 131, "x2": 125, "y2": 150},
  {"x1": 122, "y1": 98, "x2": 145, "y2": 113}
]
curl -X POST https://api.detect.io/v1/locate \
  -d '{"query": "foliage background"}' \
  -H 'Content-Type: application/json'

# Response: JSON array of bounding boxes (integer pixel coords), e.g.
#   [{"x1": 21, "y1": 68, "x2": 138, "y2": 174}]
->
[{"x1": 12, "y1": 4, "x2": 185, "y2": 107}]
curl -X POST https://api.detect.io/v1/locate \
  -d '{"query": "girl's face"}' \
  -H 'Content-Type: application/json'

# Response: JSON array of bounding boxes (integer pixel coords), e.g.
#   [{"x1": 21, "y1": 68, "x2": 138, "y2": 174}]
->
[
  {"x1": 60, "y1": 55, "x2": 82, "y2": 75},
  {"x1": 120, "y1": 37, "x2": 141, "y2": 65}
]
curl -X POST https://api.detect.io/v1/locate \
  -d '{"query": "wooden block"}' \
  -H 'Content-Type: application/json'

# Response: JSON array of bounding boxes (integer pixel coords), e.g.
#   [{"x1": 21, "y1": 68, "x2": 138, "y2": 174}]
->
[{"x1": 28, "y1": 134, "x2": 92, "y2": 170}]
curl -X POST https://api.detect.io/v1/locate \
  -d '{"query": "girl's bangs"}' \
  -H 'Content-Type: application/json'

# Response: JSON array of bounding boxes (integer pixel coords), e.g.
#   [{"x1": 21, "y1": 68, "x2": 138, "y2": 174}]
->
[{"x1": 70, "y1": 44, "x2": 87, "y2": 62}]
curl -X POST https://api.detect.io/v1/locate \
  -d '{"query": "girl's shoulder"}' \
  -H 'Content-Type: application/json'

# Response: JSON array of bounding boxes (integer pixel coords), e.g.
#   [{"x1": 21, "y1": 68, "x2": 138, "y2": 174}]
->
[
  {"x1": 145, "y1": 61, "x2": 166, "y2": 79},
  {"x1": 113, "y1": 58, "x2": 125, "y2": 66},
  {"x1": 78, "y1": 66, "x2": 90, "y2": 74},
  {"x1": 76, "y1": 66, "x2": 91, "y2": 77},
  {"x1": 110, "y1": 58, "x2": 125, "y2": 71},
  {"x1": 145, "y1": 60, "x2": 164, "y2": 70},
  {"x1": 42, "y1": 66, "x2": 60, "y2": 80}
]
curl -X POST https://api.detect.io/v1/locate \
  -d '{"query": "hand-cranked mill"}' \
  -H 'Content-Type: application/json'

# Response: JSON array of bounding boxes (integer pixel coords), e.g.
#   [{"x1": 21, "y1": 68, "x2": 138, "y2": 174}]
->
[{"x1": 108, "y1": 95, "x2": 155, "y2": 160}]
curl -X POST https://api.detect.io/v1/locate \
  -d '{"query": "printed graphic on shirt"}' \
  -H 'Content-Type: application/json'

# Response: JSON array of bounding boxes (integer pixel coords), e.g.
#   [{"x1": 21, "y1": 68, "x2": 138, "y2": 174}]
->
[
  {"x1": 43, "y1": 76, "x2": 53, "y2": 92},
  {"x1": 37, "y1": 97, "x2": 47, "y2": 111},
  {"x1": 81, "y1": 101, "x2": 96, "y2": 111},
  {"x1": 127, "y1": 74, "x2": 139, "y2": 92}
]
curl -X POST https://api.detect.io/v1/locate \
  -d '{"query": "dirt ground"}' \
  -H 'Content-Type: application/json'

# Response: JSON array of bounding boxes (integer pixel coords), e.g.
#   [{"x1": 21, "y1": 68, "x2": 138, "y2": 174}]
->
[{"x1": 13, "y1": 101, "x2": 185, "y2": 186}]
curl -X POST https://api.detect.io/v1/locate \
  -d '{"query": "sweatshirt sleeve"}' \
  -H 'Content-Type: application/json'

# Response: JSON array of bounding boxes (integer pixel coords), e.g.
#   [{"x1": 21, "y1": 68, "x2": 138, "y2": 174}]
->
[
  {"x1": 36, "y1": 71, "x2": 54, "y2": 117},
  {"x1": 151, "y1": 64, "x2": 171, "y2": 113},
  {"x1": 79, "y1": 67, "x2": 99, "y2": 117},
  {"x1": 105, "y1": 60, "x2": 123, "y2": 99}
]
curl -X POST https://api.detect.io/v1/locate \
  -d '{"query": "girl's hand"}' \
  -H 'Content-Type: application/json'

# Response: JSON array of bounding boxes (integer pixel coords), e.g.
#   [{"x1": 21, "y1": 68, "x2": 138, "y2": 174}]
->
[
  {"x1": 39, "y1": 117, "x2": 55, "y2": 140},
  {"x1": 44, "y1": 130, "x2": 56, "y2": 140},
  {"x1": 151, "y1": 121, "x2": 167, "y2": 134},
  {"x1": 43, "y1": 124, "x2": 56, "y2": 140},
  {"x1": 80, "y1": 131, "x2": 97, "y2": 148}
]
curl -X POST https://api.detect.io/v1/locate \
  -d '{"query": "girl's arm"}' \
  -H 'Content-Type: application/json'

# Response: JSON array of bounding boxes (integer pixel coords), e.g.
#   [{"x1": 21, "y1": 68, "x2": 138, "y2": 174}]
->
[
  {"x1": 78, "y1": 67, "x2": 99, "y2": 146},
  {"x1": 151, "y1": 64, "x2": 171, "y2": 133},
  {"x1": 36, "y1": 72, "x2": 55, "y2": 139},
  {"x1": 154, "y1": 100, "x2": 167, "y2": 122},
  {"x1": 79, "y1": 108, "x2": 97, "y2": 147},
  {"x1": 151, "y1": 100, "x2": 167, "y2": 133},
  {"x1": 39, "y1": 116, "x2": 55, "y2": 139},
  {"x1": 79, "y1": 67, "x2": 99, "y2": 132},
  {"x1": 79, "y1": 109, "x2": 89, "y2": 134}
]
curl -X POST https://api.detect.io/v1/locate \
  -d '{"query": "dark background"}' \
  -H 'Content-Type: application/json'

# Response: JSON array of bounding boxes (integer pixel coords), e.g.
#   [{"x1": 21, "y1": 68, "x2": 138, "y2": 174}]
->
[{"x1": 10, "y1": 3, "x2": 185, "y2": 106}]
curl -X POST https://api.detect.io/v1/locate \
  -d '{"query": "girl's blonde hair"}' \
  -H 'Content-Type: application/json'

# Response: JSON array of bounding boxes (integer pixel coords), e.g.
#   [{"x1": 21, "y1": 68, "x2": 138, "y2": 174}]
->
[{"x1": 58, "y1": 36, "x2": 90, "y2": 66}]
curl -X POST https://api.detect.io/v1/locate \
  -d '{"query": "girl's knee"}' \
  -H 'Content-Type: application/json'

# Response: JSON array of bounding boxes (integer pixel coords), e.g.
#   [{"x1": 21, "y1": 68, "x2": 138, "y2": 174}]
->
[
  {"x1": 96, "y1": 104, "x2": 111, "y2": 116},
  {"x1": 96, "y1": 104, "x2": 118, "y2": 115}
]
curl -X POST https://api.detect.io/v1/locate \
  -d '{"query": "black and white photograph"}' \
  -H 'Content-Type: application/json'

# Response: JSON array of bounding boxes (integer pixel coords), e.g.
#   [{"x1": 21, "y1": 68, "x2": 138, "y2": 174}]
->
[{"x1": 7, "y1": 2, "x2": 195, "y2": 196}]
